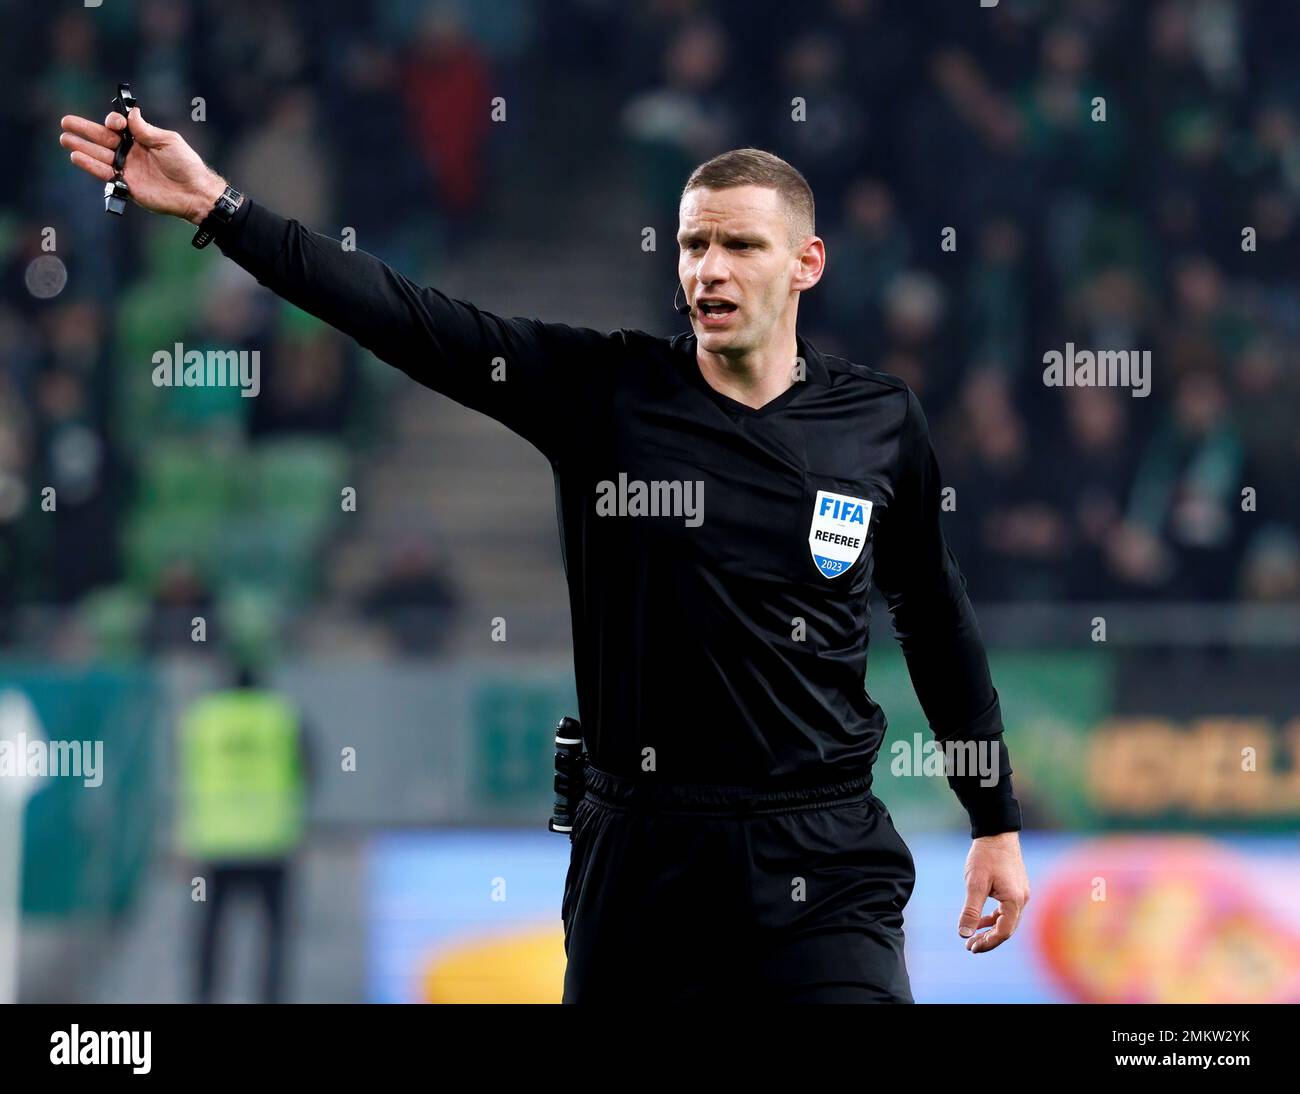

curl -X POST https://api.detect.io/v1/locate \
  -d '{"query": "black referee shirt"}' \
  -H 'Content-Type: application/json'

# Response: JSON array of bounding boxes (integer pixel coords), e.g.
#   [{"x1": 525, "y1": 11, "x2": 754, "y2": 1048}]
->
[{"x1": 216, "y1": 198, "x2": 1022, "y2": 838}]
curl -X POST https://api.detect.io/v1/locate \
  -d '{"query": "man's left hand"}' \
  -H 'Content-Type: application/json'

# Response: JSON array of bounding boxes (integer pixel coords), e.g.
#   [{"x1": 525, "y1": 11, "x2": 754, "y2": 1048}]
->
[{"x1": 957, "y1": 831, "x2": 1029, "y2": 953}]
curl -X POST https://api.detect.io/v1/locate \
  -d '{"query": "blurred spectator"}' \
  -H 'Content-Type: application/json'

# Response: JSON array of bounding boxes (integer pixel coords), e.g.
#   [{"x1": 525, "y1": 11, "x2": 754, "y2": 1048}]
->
[
  {"x1": 361, "y1": 539, "x2": 460, "y2": 656},
  {"x1": 32, "y1": 365, "x2": 118, "y2": 602},
  {"x1": 1232, "y1": 339, "x2": 1300, "y2": 535},
  {"x1": 818, "y1": 179, "x2": 910, "y2": 353},
  {"x1": 880, "y1": 270, "x2": 961, "y2": 416},
  {"x1": 1239, "y1": 527, "x2": 1300, "y2": 601},
  {"x1": 901, "y1": 47, "x2": 1028, "y2": 245},
  {"x1": 327, "y1": 39, "x2": 427, "y2": 258},
  {"x1": 941, "y1": 369, "x2": 1071, "y2": 602},
  {"x1": 177, "y1": 662, "x2": 313, "y2": 1003},
  {"x1": 146, "y1": 561, "x2": 217, "y2": 652},
  {"x1": 1049, "y1": 387, "x2": 1138, "y2": 600},
  {"x1": 771, "y1": 31, "x2": 867, "y2": 210},
  {"x1": 132, "y1": 0, "x2": 198, "y2": 130},
  {"x1": 1112, "y1": 369, "x2": 1245, "y2": 599},
  {"x1": 207, "y1": 0, "x2": 313, "y2": 135},
  {"x1": 166, "y1": 264, "x2": 273, "y2": 436},
  {"x1": 961, "y1": 216, "x2": 1029, "y2": 375},
  {"x1": 249, "y1": 322, "x2": 354, "y2": 438},
  {"x1": 1013, "y1": 22, "x2": 1124, "y2": 198},
  {"x1": 621, "y1": 19, "x2": 740, "y2": 228},
  {"x1": 399, "y1": 6, "x2": 493, "y2": 248}
]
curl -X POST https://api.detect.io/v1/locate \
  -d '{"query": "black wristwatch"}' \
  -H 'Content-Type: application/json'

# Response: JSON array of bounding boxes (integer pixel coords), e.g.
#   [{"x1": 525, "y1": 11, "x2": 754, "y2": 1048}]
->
[{"x1": 191, "y1": 185, "x2": 244, "y2": 249}]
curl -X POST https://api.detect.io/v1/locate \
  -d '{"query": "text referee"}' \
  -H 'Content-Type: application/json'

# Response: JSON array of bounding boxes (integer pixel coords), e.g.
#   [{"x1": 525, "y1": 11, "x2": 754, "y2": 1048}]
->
[{"x1": 60, "y1": 105, "x2": 1030, "y2": 1004}]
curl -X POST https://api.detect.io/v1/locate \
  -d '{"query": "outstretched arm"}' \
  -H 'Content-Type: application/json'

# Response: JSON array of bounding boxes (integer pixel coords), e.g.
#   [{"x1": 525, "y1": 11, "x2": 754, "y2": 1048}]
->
[{"x1": 59, "y1": 106, "x2": 613, "y2": 460}]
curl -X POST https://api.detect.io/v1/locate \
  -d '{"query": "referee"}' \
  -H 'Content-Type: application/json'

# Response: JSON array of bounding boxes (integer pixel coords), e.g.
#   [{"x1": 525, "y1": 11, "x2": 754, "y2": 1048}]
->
[{"x1": 60, "y1": 106, "x2": 1030, "y2": 1004}]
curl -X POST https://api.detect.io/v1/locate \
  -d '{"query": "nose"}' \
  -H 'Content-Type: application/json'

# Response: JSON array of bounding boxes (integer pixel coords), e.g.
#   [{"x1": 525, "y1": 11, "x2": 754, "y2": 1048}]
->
[{"x1": 694, "y1": 243, "x2": 731, "y2": 289}]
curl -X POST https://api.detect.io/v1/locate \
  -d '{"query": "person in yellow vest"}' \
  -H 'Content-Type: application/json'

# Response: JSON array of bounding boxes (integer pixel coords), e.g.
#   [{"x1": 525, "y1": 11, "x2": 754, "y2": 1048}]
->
[{"x1": 178, "y1": 664, "x2": 312, "y2": 1003}]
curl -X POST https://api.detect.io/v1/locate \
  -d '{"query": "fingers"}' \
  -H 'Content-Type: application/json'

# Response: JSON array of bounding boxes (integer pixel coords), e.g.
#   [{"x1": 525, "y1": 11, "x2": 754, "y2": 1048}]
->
[
  {"x1": 965, "y1": 902, "x2": 1022, "y2": 953},
  {"x1": 126, "y1": 106, "x2": 166, "y2": 147},
  {"x1": 60, "y1": 113, "x2": 122, "y2": 150},
  {"x1": 965, "y1": 918, "x2": 1004, "y2": 952},
  {"x1": 68, "y1": 150, "x2": 115, "y2": 183},
  {"x1": 58, "y1": 132, "x2": 117, "y2": 166},
  {"x1": 58, "y1": 115, "x2": 119, "y2": 180},
  {"x1": 958, "y1": 874, "x2": 987, "y2": 938},
  {"x1": 960, "y1": 839, "x2": 1031, "y2": 953}
]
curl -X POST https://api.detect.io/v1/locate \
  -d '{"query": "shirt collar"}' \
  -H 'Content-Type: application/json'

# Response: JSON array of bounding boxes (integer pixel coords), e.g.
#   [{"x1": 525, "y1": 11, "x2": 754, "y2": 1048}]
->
[
  {"x1": 672, "y1": 331, "x2": 831, "y2": 386},
  {"x1": 795, "y1": 333, "x2": 831, "y2": 385}
]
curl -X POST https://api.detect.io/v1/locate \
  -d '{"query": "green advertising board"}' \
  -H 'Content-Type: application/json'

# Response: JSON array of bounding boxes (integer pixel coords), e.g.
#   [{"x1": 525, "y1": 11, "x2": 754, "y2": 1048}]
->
[{"x1": 0, "y1": 665, "x2": 157, "y2": 917}]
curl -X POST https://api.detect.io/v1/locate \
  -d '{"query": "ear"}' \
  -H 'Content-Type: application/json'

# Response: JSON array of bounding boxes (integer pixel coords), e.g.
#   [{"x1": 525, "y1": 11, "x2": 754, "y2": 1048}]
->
[{"x1": 793, "y1": 236, "x2": 826, "y2": 292}]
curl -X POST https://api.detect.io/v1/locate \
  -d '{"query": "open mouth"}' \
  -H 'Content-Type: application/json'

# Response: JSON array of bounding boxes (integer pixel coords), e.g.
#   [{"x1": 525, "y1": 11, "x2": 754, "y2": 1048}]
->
[{"x1": 696, "y1": 299, "x2": 738, "y2": 322}]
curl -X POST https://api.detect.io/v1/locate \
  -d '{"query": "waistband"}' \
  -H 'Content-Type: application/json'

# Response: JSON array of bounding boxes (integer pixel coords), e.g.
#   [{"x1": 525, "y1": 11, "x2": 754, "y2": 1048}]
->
[{"x1": 582, "y1": 765, "x2": 874, "y2": 816}]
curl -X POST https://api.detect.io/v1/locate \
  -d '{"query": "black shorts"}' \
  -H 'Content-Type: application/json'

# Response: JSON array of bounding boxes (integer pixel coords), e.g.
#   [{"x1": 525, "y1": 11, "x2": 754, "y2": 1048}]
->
[{"x1": 561, "y1": 766, "x2": 917, "y2": 1003}]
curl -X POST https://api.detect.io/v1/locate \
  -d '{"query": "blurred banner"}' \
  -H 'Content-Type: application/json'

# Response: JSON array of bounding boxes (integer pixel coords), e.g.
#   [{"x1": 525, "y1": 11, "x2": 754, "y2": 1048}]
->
[
  {"x1": 874, "y1": 647, "x2": 1300, "y2": 833},
  {"x1": 9, "y1": 644, "x2": 1299, "y2": 915},
  {"x1": 3, "y1": 667, "x2": 156, "y2": 918},
  {"x1": 7, "y1": 644, "x2": 1296, "y2": 1008},
  {"x1": 291, "y1": 647, "x2": 1300, "y2": 832},
  {"x1": 365, "y1": 829, "x2": 1300, "y2": 1005}
]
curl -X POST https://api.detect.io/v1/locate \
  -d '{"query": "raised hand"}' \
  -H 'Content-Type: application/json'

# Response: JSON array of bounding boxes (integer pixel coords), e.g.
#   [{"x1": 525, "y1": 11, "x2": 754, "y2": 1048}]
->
[{"x1": 59, "y1": 107, "x2": 227, "y2": 225}]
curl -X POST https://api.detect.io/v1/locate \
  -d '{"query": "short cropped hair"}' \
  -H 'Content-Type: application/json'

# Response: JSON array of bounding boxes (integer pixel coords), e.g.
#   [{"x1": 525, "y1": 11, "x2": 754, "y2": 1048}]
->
[{"x1": 681, "y1": 148, "x2": 815, "y2": 244}]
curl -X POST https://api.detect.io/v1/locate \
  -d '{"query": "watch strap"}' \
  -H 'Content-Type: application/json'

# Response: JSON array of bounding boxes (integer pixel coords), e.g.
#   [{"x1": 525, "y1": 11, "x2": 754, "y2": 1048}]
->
[{"x1": 192, "y1": 186, "x2": 243, "y2": 249}]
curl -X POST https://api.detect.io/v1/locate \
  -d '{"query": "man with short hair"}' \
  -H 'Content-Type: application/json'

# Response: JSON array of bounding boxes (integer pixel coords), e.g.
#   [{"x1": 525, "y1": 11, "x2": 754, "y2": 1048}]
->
[{"x1": 60, "y1": 107, "x2": 1029, "y2": 1003}]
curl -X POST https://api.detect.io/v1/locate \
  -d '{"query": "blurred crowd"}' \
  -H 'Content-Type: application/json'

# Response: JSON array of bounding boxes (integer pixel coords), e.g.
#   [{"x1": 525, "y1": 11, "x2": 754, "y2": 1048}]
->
[
  {"x1": 0, "y1": 0, "x2": 512, "y2": 651},
  {"x1": 616, "y1": 0, "x2": 1300, "y2": 604},
  {"x1": 1, "y1": 0, "x2": 1298, "y2": 660}
]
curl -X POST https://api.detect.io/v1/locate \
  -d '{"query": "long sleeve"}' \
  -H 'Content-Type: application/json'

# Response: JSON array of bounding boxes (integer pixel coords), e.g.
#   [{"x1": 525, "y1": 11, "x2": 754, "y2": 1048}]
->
[
  {"x1": 213, "y1": 197, "x2": 617, "y2": 462},
  {"x1": 872, "y1": 388, "x2": 1022, "y2": 838}
]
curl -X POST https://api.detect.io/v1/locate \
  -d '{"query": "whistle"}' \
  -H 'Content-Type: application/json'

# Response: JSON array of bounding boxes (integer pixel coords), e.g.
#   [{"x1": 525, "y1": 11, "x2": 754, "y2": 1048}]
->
[{"x1": 104, "y1": 83, "x2": 138, "y2": 215}]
